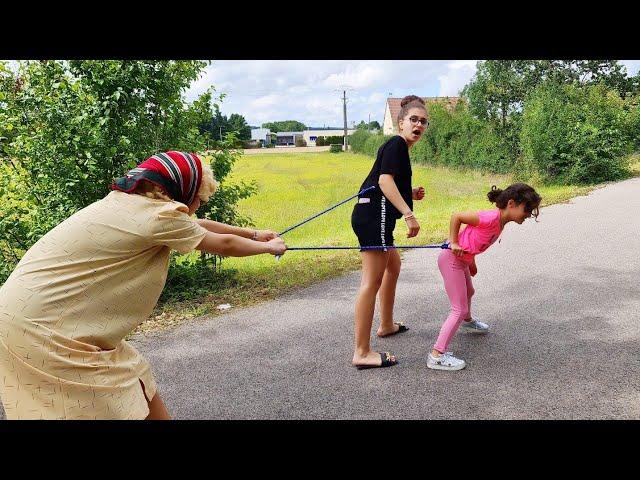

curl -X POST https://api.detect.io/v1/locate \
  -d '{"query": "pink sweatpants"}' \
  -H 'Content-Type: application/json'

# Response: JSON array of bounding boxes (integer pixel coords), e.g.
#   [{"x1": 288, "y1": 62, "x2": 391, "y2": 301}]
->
[{"x1": 433, "y1": 249, "x2": 474, "y2": 353}]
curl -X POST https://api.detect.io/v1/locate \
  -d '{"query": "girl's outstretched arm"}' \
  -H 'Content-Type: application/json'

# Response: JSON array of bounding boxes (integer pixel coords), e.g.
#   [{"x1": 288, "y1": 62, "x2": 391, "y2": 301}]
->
[
  {"x1": 196, "y1": 219, "x2": 278, "y2": 242},
  {"x1": 449, "y1": 211, "x2": 480, "y2": 257},
  {"x1": 195, "y1": 232, "x2": 286, "y2": 257}
]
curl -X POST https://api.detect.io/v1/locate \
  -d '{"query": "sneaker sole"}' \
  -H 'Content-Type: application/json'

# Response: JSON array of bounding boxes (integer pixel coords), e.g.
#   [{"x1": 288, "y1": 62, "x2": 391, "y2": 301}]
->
[
  {"x1": 427, "y1": 362, "x2": 466, "y2": 371},
  {"x1": 461, "y1": 329, "x2": 488, "y2": 334}
]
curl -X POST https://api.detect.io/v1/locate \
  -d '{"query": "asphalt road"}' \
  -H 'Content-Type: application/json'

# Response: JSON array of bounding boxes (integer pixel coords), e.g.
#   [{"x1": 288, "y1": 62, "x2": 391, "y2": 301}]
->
[
  {"x1": 2, "y1": 177, "x2": 639, "y2": 419},
  {"x1": 132, "y1": 177, "x2": 640, "y2": 419}
]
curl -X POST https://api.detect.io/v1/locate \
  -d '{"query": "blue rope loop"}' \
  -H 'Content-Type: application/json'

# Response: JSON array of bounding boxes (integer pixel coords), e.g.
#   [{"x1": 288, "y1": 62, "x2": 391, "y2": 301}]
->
[{"x1": 286, "y1": 242, "x2": 450, "y2": 251}]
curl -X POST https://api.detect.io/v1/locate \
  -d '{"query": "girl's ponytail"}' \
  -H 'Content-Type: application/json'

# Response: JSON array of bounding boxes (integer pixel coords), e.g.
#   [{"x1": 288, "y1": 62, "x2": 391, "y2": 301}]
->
[
  {"x1": 487, "y1": 185, "x2": 502, "y2": 204},
  {"x1": 486, "y1": 183, "x2": 542, "y2": 218}
]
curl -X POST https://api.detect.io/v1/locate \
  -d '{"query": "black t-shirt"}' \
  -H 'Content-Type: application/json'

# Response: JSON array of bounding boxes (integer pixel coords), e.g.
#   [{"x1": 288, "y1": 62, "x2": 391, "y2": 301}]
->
[{"x1": 358, "y1": 135, "x2": 413, "y2": 220}]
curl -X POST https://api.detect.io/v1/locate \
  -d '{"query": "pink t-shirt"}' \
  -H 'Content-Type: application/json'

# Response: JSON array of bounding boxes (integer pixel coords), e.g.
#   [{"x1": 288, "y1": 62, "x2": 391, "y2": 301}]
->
[{"x1": 456, "y1": 209, "x2": 502, "y2": 264}]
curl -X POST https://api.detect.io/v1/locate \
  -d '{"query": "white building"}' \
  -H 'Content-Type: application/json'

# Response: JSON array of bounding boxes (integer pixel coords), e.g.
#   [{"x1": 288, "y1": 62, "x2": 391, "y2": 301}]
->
[
  {"x1": 250, "y1": 128, "x2": 272, "y2": 146},
  {"x1": 275, "y1": 131, "x2": 304, "y2": 146}
]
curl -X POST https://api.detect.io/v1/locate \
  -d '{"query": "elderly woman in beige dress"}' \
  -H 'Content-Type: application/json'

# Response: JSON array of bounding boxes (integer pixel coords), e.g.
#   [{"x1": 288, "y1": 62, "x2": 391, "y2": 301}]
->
[{"x1": 0, "y1": 151, "x2": 286, "y2": 420}]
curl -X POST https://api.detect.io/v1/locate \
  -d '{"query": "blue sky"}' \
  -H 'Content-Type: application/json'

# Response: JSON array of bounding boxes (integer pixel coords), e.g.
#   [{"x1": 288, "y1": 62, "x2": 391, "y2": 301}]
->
[{"x1": 185, "y1": 60, "x2": 640, "y2": 128}]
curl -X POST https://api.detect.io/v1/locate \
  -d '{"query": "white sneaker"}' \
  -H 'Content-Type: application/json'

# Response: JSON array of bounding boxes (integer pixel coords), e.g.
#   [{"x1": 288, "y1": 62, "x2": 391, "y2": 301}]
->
[
  {"x1": 460, "y1": 317, "x2": 489, "y2": 333},
  {"x1": 427, "y1": 352, "x2": 466, "y2": 371}
]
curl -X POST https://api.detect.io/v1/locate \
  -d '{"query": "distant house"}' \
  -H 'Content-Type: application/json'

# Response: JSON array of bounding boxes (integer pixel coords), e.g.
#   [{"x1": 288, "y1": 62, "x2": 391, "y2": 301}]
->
[
  {"x1": 250, "y1": 128, "x2": 272, "y2": 147},
  {"x1": 383, "y1": 97, "x2": 462, "y2": 135},
  {"x1": 275, "y1": 131, "x2": 304, "y2": 146},
  {"x1": 302, "y1": 128, "x2": 356, "y2": 146}
]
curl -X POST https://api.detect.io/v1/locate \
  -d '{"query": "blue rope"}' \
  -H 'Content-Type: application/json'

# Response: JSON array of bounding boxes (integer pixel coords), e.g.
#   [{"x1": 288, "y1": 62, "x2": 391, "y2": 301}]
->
[
  {"x1": 286, "y1": 242, "x2": 450, "y2": 251},
  {"x1": 278, "y1": 185, "x2": 376, "y2": 236}
]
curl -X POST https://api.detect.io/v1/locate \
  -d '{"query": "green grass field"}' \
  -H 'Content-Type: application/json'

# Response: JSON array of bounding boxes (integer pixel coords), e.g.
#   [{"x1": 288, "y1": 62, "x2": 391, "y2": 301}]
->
[
  {"x1": 140, "y1": 150, "x2": 598, "y2": 333},
  {"x1": 222, "y1": 151, "x2": 594, "y2": 274}
]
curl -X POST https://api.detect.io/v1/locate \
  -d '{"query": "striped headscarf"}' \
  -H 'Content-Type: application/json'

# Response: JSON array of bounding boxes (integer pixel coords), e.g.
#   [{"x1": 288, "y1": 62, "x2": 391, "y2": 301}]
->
[{"x1": 111, "y1": 151, "x2": 203, "y2": 206}]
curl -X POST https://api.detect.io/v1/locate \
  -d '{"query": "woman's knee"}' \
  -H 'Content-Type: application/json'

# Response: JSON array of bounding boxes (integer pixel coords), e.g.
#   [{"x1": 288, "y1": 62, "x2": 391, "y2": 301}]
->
[
  {"x1": 385, "y1": 261, "x2": 401, "y2": 279},
  {"x1": 386, "y1": 250, "x2": 401, "y2": 274},
  {"x1": 360, "y1": 277, "x2": 384, "y2": 293}
]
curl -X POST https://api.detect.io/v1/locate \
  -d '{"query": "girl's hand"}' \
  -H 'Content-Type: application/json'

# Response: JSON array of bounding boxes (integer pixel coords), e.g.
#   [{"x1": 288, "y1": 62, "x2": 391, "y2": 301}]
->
[
  {"x1": 405, "y1": 217, "x2": 420, "y2": 238},
  {"x1": 267, "y1": 237, "x2": 287, "y2": 256},
  {"x1": 470, "y1": 261, "x2": 477, "y2": 277},
  {"x1": 255, "y1": 230, "x2": 278, "y2": 242},
  {"x1": 450, "y1": 242, "x2": 467, "y2": 257},
  {"x1": 412, "y1": 186, "x2": 425, "y2": 200}
]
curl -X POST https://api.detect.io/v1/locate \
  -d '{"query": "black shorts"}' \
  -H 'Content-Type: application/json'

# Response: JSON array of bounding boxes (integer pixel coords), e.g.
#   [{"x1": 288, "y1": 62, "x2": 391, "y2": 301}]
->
[{"x1": 351, "y1": 196, "x2": 397, "y2": 251}]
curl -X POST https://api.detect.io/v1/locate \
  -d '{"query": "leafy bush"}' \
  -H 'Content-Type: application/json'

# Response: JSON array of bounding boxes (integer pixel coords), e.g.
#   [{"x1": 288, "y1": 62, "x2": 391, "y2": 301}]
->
[
  {"x1": 324, "y1": 135, "x2": 344, "y2": 145},
  {"x1": 363, "y1": 133, "x2": 392, "y2": 157},
  {"x1": 295, "y1": 138, "x2": 307, "y2": 147},
  {"x1": 349, "y1": 128, "x2": 390, "y2": 156},
  {"x1": 520, "y1": 82, "x2": 633, "y2": 184},
  {"x1": 329, "y1": 144, "x2": 343, "y2": 153},
  {"x1": 347, "y1": 129, "x2": 369, "y2": 153},
  {"x1": 315, "y1": 136, "x2": 325, "y2": 146},
  {"x1": 242, "y1": 140, "x2": 261, "y2": 149},
  {"x1": 411, "y1": 102, "x2": 513, "y2": 173},
  {"x1": 625, "y1": 95, "x2": 640, "y2": 151}
]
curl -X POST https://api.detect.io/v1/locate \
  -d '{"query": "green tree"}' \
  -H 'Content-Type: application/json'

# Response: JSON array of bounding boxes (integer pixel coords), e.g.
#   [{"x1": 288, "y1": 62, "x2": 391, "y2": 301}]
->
[
  {"x1": 261, "y1": 120, "x2": 306, "y2": 132},
  {"x1": 462, "y1": 60, "x2": 639, "y2": 159},
  {"x1": 228, "y1": 113, "x2": 251, "y2": 140},
  {"x1": 464, "y1": 60, "x2": 639, "y2": 127},
  {"x1": 200, "y1": 105, "x2": 230, "y2": 142},
  {"x1": 0, "y1": 60, "x2": 252, "y2": 284},
  {"x1": 520, "y1": 82, "x2": 632, "y2": 184},
  {"x1": 200, "y1": 110, "x2": 251, "y2": 143}
]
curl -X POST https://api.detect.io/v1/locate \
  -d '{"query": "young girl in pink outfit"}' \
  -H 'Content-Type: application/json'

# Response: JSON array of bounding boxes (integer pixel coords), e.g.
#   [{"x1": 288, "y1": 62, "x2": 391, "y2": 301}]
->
[{"x1": 427, "y1": 183, "x2": 542, "y2": 371}]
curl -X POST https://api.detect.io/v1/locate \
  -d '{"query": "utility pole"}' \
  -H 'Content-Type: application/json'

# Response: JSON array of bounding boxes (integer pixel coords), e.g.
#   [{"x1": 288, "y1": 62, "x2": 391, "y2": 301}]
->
[
  {"x1": 342, "y1": 90, "x2": 348, "y2": 151},
  {"x1": 368, "y1": 113, "x2": 371, "y2": 130}
]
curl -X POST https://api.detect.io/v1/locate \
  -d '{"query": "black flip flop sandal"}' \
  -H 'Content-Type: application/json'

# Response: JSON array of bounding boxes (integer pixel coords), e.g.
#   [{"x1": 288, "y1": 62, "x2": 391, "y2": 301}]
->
[
  {"x1": 378, "y1": 322, "x2": 409, "y2": 338},
  {"x1": 355, "y1": 351, "x2": 398, "y2": 370}
]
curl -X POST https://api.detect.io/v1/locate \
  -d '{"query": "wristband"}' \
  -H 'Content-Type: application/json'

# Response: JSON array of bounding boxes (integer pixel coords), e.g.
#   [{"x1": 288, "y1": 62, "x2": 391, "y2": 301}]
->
[{"x1": 251, "y1": 230, "x2": 258, "y2": 240}]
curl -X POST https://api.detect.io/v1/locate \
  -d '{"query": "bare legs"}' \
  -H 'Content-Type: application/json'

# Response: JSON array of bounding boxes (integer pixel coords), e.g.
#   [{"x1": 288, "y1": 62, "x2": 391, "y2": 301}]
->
[
  {"x1": 352, "y1": 249, "x2": 402, "y2": 367},
  {"x1": 377, "y1": 249, "x2": 402, "y2": 337}
]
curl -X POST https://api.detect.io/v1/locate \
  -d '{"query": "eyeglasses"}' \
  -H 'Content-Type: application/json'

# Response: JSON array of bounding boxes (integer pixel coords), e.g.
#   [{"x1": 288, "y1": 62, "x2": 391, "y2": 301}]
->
[{"x1": 408, "y1": 115, "x2": 429, "y2": 127}]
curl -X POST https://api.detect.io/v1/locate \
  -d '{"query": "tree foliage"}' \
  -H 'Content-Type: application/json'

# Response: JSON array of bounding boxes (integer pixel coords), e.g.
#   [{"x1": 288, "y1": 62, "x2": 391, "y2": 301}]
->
[
  {"x1": 0, "y1": 60, "x2": 255, "y2": 284},
  {"x1": 520, "y1": 82, "x2": 633, "y2": 184},
  {"x1": 200, "y1": 107, "x2": 251, "y2": 142},
  {"x1": 261, "y1": 120, "x2": 306, "y2": 132}
]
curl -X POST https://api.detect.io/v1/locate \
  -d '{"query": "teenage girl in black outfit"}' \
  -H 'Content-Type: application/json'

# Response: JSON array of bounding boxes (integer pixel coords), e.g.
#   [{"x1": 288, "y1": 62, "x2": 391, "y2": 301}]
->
[{"x1": 351, "y1": 95, "x2": 428, "y2": 369}]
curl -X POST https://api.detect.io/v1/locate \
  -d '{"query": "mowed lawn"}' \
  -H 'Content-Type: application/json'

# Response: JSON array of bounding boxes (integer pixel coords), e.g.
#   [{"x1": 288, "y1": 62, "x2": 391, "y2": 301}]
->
[{"x1": 217, "y1": 151, "x2": 592, "y2": 289}]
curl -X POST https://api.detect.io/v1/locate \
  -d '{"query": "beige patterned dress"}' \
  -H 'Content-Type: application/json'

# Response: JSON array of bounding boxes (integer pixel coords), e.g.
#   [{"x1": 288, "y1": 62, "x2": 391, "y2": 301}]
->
[{"x1": 0, "y1": 191, "x2": 207, "y2": 419}]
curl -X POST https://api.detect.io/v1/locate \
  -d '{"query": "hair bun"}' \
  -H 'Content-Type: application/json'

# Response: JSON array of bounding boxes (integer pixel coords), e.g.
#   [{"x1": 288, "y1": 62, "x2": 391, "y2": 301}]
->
[{"x1": 400, "y1": 95, "x2": 425, "y2": 107}]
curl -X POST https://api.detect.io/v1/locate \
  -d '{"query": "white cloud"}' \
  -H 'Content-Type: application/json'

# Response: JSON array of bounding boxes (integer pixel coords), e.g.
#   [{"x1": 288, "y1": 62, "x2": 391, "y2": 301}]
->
[
  {"x1": 620, "y1": 60, "x2": 640, "y2": 76},
  {"x1": 438, "y1": 60, "x2": 478, "y2": 97},
  {"x1": 250, "y1": 94, "x2": 281, "y2": 109},
  {"x1": 322, "y1": 63, "x2": 389, "y2": 89},
  {"x1": 184, "y1": 60, "x2": 473, "y2": 126}
]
